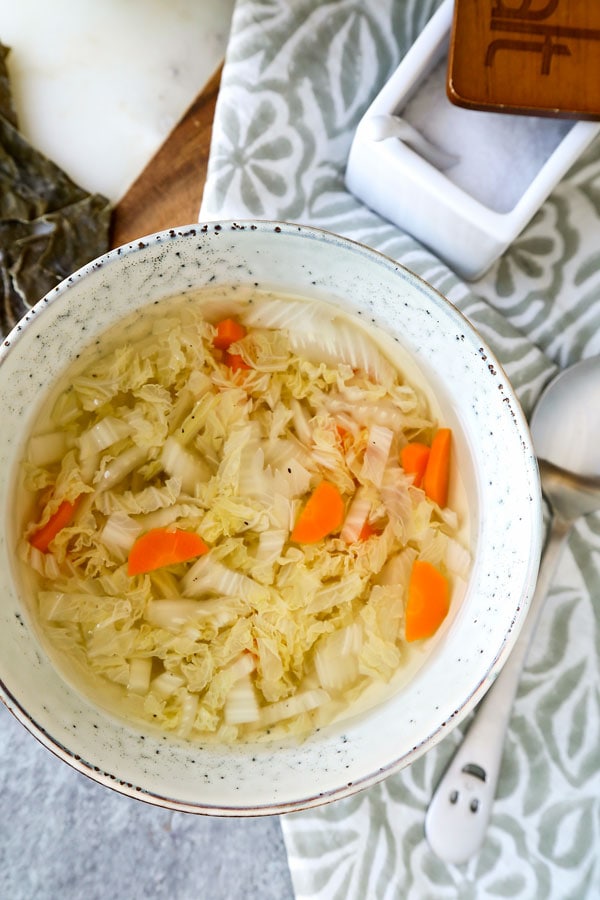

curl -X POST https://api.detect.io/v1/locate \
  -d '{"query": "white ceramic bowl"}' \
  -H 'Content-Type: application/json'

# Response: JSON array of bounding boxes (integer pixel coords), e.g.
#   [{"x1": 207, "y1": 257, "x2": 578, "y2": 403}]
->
[{"x1": 0, "y1": 222, "x2": 542, "y2": 815}]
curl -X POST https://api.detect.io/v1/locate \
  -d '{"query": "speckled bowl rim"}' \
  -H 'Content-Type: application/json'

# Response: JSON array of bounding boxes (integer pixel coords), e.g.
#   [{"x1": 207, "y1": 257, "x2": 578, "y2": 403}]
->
[{"x1": 0, "y1": 221, "x2": 543, "y2": 816}]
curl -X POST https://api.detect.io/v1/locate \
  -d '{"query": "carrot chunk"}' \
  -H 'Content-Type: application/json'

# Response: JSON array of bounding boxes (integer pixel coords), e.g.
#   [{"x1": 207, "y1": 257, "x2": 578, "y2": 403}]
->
[
  {"x1": 29, "y1": 497, "x2": 81, "y2": 553},
  {"x1": 291, "y1": 481, "x2": 345, "y2": 544},
  {"x1": 127, "y1": 528, "x2": 209, "y2": 576},
  {"x1": 400, "y1": 442, "x2": 431, "y2": 488},
  {"x1": 224, "y1": 351, "x2": 251, "y2": 371},
  {"x1": 405, "y1": 559, "x2": 450, "y2": 642},
  {"x1": 358, "y1": 521, "x2": 381, "y2": 541},
  {"x1": 213, "y1": 318, "x2": 247, "y2": 350},
  {"x1": 422, "y1": 428, "x2": 451, "y2": 507}
]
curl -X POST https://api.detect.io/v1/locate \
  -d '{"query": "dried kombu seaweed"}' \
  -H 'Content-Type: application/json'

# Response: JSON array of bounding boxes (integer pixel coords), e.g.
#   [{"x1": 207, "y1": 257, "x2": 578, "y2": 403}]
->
[
  {"x1": 0, "y1": 42, "x2": 111, "y2": 337},
  {"x1": 0, "y1": 43, "x2": 18, "y2": 128}
]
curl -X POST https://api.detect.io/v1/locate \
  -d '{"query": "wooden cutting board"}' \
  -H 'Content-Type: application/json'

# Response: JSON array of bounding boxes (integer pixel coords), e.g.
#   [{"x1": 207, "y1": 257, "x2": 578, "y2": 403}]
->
[{"x1": 109, "y1": 65, "x2": 222, "y2": 249}]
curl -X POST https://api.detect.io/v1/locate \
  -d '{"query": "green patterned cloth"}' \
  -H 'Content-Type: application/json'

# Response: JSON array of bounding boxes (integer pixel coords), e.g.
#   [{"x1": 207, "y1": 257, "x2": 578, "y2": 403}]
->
[{"x1": 201, "y1": 1, "x2": 600, "y2": 896}]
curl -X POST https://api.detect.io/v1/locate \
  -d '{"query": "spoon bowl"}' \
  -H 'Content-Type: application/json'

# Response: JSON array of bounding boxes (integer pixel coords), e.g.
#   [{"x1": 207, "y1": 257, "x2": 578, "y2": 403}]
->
[{"x1": 532, "y1": 356, "x2": 600, "y2": 479}]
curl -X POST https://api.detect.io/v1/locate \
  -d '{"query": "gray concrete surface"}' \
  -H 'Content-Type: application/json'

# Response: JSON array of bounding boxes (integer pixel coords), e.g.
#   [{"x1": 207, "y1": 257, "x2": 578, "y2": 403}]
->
[{"x1": 0, "y1": 703, "x2": 294, "y2": 900}]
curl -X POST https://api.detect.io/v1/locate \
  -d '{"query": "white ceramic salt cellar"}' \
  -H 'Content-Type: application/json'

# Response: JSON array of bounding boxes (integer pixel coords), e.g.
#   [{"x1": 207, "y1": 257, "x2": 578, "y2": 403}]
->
[{"x1": 345, "y1": 0, "x2": 600, "y2": 280}]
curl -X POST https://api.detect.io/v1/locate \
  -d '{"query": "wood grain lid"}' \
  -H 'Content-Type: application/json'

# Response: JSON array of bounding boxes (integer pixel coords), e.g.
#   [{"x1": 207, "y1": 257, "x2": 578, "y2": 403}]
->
[{"x1": 448, "y1": 0, "x2": 600, "y2": 120}]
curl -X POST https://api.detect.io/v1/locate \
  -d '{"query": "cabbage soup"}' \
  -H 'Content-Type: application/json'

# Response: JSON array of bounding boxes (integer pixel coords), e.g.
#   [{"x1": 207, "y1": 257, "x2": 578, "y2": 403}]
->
[{"x1": 17, "y1": 290, "x2": 471, "y2": 743}]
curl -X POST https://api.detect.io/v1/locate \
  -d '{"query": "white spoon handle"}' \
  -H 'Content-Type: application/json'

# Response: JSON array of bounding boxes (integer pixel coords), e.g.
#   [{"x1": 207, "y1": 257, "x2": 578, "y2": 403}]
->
[
  {"x1": 424, "y1": 516, "x2": 571, "y2": 865},
  {"x1": 365, "y1": 115, "x2": 458, "y2": 169}
]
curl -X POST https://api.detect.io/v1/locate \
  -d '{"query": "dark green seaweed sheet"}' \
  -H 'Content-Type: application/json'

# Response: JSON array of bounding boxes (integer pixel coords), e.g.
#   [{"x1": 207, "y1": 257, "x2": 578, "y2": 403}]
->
[{"x1": 0, "y1": 42, "x2": 111, "y2": 337}]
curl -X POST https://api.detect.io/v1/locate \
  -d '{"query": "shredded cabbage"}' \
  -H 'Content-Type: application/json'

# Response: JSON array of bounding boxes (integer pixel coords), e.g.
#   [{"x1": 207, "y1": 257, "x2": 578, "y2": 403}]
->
[{"x1": 19, "y1": 292, "x2": 470, "y2": 743}]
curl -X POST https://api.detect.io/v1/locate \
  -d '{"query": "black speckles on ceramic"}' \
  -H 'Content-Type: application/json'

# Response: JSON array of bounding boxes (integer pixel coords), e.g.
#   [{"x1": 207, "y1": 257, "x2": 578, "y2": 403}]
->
[{"x1": 0, "y1": 221, "x2": 542, "y2": 816}]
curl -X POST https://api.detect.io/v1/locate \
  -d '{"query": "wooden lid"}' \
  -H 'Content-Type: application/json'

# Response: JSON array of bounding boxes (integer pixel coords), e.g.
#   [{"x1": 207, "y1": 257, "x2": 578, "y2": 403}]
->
[{"x1": 448, "y1": 0, "x2": 600, "y2": 120}]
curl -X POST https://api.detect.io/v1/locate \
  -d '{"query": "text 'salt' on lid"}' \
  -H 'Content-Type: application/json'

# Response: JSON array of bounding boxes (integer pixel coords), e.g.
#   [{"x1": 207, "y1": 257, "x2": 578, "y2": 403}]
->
[{"x1": 448, "y1": 0, "x2": 600, "y2": 120}]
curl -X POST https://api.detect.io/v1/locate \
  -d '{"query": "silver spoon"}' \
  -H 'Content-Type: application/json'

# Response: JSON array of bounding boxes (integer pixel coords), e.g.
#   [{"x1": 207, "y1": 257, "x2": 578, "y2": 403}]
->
[{"x1": 425, "y1": 356, "x2": 600, "y2": 865}]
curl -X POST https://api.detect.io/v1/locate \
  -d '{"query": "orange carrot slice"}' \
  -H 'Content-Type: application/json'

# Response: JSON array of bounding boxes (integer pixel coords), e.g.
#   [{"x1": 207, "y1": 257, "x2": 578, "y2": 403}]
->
[
  {"x1": 422, "y1": 428, "x2": 451, "y2": 507},
  {"x1": 29, "y1": 497, "x2": 81, "y2": 553},
  {"x1": 128, "y1": 528, "x2": 209, "y2": 576},
  {"x1": 405, "y1": 559, "x2": 450, "y2": 642},
  {"x1": 400, "y1": 442, "x2": 431, "y2": 488},
  {"x1": 291, "y1": 481, "x2": 345, "y2": 544},
  {"x1": 358, "y1": 521, "x2": 381, "y2": 541},
  {"x1": 224, "y1": 351, "x2": 251, "y2": 371},
  {"x1": 213, "y1": 318, "x2": 247, "y2": 350}
]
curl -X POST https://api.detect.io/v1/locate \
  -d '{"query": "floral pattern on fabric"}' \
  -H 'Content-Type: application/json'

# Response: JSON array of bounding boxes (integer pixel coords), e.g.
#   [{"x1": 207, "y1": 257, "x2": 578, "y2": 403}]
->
[{"x1": 201, "y1": 1, "x2": 600, "y2": 896}]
